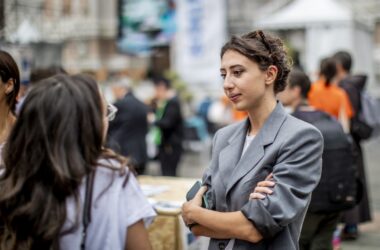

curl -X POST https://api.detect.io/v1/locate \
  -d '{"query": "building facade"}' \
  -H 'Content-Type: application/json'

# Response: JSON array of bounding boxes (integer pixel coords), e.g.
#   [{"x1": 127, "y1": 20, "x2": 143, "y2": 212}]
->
[{"x1": 2, "y1": 0, "x2": 126, "y2": 80}]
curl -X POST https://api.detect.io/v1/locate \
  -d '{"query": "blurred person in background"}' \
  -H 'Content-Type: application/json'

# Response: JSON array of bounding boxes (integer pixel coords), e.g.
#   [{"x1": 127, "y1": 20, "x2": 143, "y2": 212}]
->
[
  {"x1": 107, "y1": 78, "x2": 149, "y2": 175},
  {"x1": 182, "y1": 30, "x2": 323, "y2": 249},
  {"x1": 0, "y1": 74, "x2": 155, "y2": 249},
  {"x1": 149, "y1": 77, "x2": 183, "y2": 177},
  {"x1": 0, "y1": 50, "x2": 20, "y2": 164},
  {"x1": 207, "y1": 95, "x2": 247, "y2": 134},
  {"x1": 276, "y1": 69, "x2": 357, "y2": 250},
  {"x1": 197, "y1": 96, "x2": 215, "y2": 134},
  {"x1": 29, "y1": 66, "x2": 67, "y2": 84},
  {"x1": 207, "y1": 95, "x2": 233, "y2": 130},
  {"x1": 16, "y1": 66, "x2": 67, "y2": 114},
  {"x1": 222, "y1": 95, "x2": 247, "y2": 122},
  {"x1": 308, "y1": 57, "x2": 353, "y2": 133},
  {"x1": 333, "y1": 51, "x2": 372, "y2": 239}
]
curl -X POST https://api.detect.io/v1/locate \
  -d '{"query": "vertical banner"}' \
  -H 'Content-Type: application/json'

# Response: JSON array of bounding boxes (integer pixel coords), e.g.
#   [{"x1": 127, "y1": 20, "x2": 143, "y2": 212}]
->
[{"x1": 174, "y1": 0, "x2": 227, "y2": 89}]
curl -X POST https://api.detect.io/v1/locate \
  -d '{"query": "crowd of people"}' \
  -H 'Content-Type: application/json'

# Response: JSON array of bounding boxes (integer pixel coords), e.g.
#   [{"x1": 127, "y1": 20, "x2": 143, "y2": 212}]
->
[{"x1": 0, "y1": 28, "x2": 377, "y2": 250}]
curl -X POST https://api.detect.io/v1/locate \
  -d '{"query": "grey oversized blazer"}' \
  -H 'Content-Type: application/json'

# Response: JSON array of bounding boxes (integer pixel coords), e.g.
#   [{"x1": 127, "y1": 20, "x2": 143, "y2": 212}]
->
[{"x1": 202, "y1": 103, "x2": 323, "y2": 250}]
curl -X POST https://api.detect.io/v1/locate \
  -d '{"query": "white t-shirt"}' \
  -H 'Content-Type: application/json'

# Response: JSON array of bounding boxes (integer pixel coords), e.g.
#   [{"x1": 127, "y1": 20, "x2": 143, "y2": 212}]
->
[
  {"x1": 226, "y1": 134, "x2": 255, "y2": 250},
  {"x1": 242, "y1": 134, "x2": 255, "y2": 156},
  {"x1": 59, "y1": 160, "x2": 156, "y2": 250}
]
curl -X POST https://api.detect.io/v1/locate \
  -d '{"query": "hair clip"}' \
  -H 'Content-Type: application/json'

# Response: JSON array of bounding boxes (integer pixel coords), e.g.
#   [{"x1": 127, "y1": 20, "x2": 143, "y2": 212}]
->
[{"x1": 257, "y1": 30, "x2": 272, "y2": 54}]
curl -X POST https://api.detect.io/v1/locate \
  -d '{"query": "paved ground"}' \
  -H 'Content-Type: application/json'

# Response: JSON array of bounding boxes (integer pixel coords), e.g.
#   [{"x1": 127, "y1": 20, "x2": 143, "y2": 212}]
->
[{"x1": 146, "y1": 136, "x2": 380, "y2": 249}]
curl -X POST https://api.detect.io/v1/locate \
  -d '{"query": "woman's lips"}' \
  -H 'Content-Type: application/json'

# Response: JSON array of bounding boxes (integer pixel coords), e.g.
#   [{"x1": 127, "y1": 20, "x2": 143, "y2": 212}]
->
[{"x1": 229, "y1": 94, "x2": 241, "y2": 102}]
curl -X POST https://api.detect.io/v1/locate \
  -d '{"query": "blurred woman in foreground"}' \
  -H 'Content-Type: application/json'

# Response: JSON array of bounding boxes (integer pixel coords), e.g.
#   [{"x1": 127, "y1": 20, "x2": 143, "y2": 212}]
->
[{"x1": 0, "y1": 74, "x2": 155, "y2": 249}]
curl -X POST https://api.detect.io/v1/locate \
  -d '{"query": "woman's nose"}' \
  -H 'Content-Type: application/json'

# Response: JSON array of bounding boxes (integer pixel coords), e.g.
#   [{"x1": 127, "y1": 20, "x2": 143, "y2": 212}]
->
[{"x1": 223, "y1": 76, "x2": 234, "y2": 90}]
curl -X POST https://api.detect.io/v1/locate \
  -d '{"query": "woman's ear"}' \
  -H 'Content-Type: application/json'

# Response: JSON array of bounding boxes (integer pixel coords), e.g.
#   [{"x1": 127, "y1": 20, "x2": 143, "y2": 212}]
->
[
  {"x1": 265, "y1": 65, "x2": 278, "y2": 86},
  {"x1": 5, "y1": 78, "x2": 15, "y2": 95}
]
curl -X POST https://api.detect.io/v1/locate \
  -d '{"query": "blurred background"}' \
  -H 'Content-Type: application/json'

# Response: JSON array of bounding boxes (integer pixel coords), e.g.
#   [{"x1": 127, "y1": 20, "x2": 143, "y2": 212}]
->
[
  {"x1": 1, "y1": 0, "x2": 380, "y2": 101},
  {"x1": 1, "y1": 1, "x2": 380, "y2": 248},
  {"x1": 0, "y1": 0, "x2": 380, "y2": 250}
]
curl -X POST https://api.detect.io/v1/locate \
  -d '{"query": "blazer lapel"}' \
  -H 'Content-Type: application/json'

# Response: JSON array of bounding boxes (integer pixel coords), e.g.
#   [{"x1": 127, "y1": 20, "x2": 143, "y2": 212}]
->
[
  {"x1": 226, "y1": 102, "x2": 288, "y2": 195},
  {"x1": 218, "y1": 120, "x2": 249, "y2": 188}
]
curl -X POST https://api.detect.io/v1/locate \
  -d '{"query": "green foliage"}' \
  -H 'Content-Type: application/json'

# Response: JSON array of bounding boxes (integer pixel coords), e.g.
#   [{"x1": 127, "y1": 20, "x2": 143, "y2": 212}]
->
[
  {"x1": 283, "y1": 39, "x2": 296, "y2": 67},
  {"x1": 164, "y1": 70, "x2": 193, "y2": 103}
]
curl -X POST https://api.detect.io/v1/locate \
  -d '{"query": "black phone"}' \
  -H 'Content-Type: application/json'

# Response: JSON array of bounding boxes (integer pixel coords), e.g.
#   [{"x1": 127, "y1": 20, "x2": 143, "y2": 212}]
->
[
  {"x1": 186, "y1": 181, "x2": 202, "y2": 201},
  {"x1": 186, "y1": 181, "x2": 209, "y2": 209}
]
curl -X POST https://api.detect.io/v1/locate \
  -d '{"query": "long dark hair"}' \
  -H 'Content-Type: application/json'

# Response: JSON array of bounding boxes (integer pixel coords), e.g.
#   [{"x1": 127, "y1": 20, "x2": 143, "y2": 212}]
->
[
  {"x1": 0, "y1": 74, "x2": 127, "y2": 249},
  {"x1": 0, "y1": 50, "x2": 20, "y2": 114},
  {"x1": 319, "y1": 57, "x2": 337, "y2": 87}
]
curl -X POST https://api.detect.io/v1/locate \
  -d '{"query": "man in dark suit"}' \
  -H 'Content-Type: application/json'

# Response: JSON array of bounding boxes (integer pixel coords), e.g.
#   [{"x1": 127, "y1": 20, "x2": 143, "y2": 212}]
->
[
  {"x1": 151, "y1": 77, "x2": 184, "y2": 177},
  {"x1": 108, "y1": 79, "x2": 149, "y2": 175}
]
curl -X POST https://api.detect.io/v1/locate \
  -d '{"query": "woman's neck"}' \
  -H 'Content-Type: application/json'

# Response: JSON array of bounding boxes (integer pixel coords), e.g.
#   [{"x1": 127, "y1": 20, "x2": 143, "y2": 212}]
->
[{"x1": 246, "y1": 97, "x2": 277, "y2": 136}]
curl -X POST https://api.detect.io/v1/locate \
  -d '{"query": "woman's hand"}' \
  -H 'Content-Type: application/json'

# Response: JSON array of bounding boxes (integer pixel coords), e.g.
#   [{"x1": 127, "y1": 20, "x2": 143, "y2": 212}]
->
[
  {"x1": 182, "y1": 186, "x2": 207, "y2": 226},
  {"x1": 249, "y1": 173, "x2": 276, "y2": 200}
]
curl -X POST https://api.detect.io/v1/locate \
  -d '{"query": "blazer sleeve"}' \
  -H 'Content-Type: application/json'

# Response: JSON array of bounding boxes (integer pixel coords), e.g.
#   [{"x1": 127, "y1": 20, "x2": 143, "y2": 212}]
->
[{"x1": 240, "y1": 126, "x2": 323, "y2": 239}]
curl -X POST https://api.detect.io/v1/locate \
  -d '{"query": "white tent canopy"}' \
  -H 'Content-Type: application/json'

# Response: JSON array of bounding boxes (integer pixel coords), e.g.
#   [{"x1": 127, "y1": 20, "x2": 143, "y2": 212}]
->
[
  {"x1": 9, "y1": 20, "x2": 41, "y2": 44},
  {"x1": 257, "y1": 0, "x2": 353, "y2": 29},
  {"x1": 255, "y1": 0, "x2": 376, "y2": 91}
]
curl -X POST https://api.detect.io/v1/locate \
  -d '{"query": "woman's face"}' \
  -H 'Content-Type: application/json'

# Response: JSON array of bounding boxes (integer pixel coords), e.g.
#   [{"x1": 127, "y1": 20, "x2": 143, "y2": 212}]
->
[
  {"x1": 0, "y1": 78, "x2": 11, "y2": 105},
  {"x1": 220, "y1": 50, "x2": 270, "y2": 111},
  {"x1": 154, "y1": 83, "x2": 167, "y2": 101}
]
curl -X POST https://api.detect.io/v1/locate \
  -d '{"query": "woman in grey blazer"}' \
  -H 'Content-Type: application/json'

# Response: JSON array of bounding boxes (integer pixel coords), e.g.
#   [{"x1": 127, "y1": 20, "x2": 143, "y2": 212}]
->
[{"x1": 181, "y1": 30, "x2": 324, "y2": 250}]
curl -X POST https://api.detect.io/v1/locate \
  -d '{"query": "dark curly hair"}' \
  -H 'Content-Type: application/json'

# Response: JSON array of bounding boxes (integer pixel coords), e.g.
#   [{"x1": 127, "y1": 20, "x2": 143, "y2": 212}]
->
[{"x1": 220, "y1": 30, "x2": 292, "y2": 94}]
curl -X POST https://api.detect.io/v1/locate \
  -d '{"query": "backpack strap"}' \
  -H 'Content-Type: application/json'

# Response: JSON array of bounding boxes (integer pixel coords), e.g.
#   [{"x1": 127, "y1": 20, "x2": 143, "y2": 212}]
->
[{"x1": 80, "y1": 169, "x2": 96, "y2": 250}]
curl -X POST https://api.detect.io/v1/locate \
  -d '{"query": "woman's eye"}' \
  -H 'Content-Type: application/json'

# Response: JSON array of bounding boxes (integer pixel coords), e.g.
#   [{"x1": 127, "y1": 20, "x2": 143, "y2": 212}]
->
[
  {"x1": 220, "y1": 73, "x2": 226, "y2": 79},
  {"x1": 233, "y1": 70, "x2": 243, "y2": 77}
]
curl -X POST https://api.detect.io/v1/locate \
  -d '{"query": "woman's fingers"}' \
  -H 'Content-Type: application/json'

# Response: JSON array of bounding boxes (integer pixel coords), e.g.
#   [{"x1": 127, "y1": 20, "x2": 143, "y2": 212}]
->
[
  {"x1": 181, "y1": 202, "x2": 192, "y2": 224},
  {"x1": 249, "y1": 187, "x2": 273, "y2": 200},
  {"x1": 198, "y1": 186, "x2": 208, "y2": 196},
  {"x1": 249, "y1": 192, "x2": 266, "y2": 200},
  {"x1": 249, "y1": 179, "x2": 275, "y2": 200},
  {"x1": 256, "y1": 180, "x2": 275, "y2": 188},
  {"x1": 254, "y1": 186, "x2": 273, "y2": 194},
  {"x1": 265, "y1": 173, "x2": 273, "y2": 181},
  {"x1": 182, "y1": 215, "x2": 194, "y2": 226}
]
